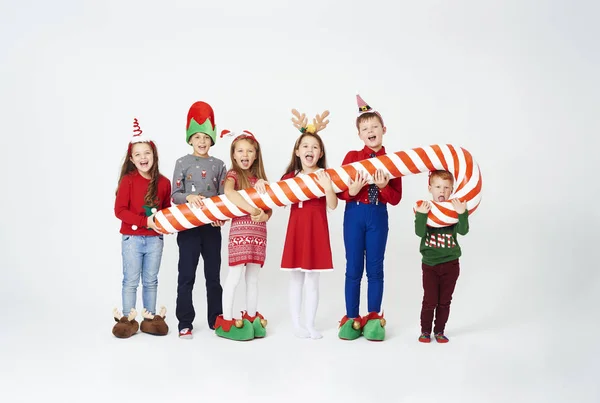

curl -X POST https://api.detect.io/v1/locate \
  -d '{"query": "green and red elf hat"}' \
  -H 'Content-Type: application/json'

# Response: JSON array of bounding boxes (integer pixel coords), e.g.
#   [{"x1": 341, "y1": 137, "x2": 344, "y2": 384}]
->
[
  {"x1": 356, "y1": 93, "x2": 384, "y2": 126},
  {"x1": 186, "y1": 101, "x2": 217, "y2": 145}
]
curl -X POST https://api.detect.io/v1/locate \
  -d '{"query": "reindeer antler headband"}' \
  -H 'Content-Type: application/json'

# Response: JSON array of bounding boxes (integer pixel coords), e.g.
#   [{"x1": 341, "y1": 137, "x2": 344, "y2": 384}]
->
[{"x1": 291, "y1": 109, "x2": 330, "y2": 135}]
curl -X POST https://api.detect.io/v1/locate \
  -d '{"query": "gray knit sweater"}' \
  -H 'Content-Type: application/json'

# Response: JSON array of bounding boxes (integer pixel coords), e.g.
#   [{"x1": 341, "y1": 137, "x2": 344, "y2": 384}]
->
[{"x1": 171, "y1": 154, "x2": 227, "y2": 204}]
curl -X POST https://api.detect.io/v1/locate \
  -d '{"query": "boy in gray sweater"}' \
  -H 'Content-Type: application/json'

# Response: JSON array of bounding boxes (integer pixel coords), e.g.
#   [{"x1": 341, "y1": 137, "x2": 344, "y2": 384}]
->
[{"x1": 172, "y1": 101, "x2": 227, "y2": 339}]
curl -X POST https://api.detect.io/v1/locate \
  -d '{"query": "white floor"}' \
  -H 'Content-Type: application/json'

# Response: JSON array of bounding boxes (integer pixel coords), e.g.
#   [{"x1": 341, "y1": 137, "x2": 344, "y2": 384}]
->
[
  {"x1": 2, "y1": 286, "x2": 597, "y2": 403},
  {"x1": 1, "y1": 205, "x2": 598, "y2": 403}
]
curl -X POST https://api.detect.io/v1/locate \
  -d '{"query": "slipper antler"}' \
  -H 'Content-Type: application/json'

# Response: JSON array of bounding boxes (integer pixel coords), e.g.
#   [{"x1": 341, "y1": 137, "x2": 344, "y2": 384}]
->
[
  {"x1": 142, "y1": 308, "x2": 154, "y2": 320},
  {"x1": 113, "y1": 308, "x2": 122, "y2": 320},
  {"x1": 127, "y1": 308, "x2": 137, "y2": 321},
  {"x1": 158, "y1": 306, "x2": 166, "y2": 318}
]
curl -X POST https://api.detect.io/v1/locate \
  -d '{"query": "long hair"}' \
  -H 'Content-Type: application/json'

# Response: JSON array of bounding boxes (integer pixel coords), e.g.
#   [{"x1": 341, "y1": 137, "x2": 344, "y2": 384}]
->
[
  {"x1": 116, "y1": 141, "x2": 161, "y2": 206},
  {"x1": 229, "y1": 135, "x2": 268, "y2": 190},
  {"x1": 282, "y1": 132, "x2": 327, "y2": 178}
]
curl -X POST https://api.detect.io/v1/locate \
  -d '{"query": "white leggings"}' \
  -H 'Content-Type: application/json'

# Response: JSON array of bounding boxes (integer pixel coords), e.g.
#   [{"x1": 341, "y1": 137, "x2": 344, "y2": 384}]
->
[
  {"x1": 289, "y1": 271, "x2": 320, "y2": 331},
  {"x1": 222, "y1": 263, "x2": 260, "y2": 320}
]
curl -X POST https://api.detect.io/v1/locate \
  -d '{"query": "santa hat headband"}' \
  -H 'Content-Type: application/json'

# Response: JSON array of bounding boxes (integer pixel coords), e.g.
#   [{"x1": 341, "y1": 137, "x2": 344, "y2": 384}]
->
[
  {"x1": 356, "y1": 93, "x2": 384, "y2": 126},
  {"x1": 220, "y1": 129, "x2": 258, "y2": 143},
  {"x1": 291, "y1": 109, "x2": 330, "y2": 135}
]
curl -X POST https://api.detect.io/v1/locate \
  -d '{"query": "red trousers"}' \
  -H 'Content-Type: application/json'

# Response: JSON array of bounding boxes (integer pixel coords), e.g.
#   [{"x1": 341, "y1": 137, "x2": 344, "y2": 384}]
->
[{"x1": 420, "y1": 259, "x2": 460, "y2": 334}]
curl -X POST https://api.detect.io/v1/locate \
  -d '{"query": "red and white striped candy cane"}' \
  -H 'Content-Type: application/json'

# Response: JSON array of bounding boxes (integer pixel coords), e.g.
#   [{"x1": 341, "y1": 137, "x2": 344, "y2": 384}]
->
[
  {"x1": 153, "y1": 144, "x2": 482, "y2": 234},
  {"x1": 407, "y1": 144, "x2": 482, "y2": 227}
]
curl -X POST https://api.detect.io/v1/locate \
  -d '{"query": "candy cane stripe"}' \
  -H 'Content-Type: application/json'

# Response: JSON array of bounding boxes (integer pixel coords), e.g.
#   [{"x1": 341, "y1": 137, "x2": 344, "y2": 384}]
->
[
  {"x1": 398, "y1": 151, "x2": 421, "y2": 175},
  {"x1": 152, "y1": 144, "x2": 482, "y2": 233}
]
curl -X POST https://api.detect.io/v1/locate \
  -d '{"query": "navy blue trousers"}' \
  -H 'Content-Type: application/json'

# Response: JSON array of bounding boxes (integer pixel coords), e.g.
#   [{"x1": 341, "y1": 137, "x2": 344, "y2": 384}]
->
[
  {"x1": 176, "y1": 225, "x2": 223, "y2": 331},
  {"x1": 343, "y1": 201, "x2": 389, "y2": 318}
]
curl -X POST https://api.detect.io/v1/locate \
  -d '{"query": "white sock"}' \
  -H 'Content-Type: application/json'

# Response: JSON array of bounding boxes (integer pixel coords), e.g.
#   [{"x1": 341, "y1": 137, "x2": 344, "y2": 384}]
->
[
  {"x1": 222, "y1": 264, "x2": 244, "y2": 321},
  {"x1": 290, "y1": 271, "x2": 309, "y2": 338},
  {"x1": 305, "y1": 272, "x2": 322, "y2": 339},
  {"x1": 245, "y1": 263, "x2": 260, "y2": 317}
]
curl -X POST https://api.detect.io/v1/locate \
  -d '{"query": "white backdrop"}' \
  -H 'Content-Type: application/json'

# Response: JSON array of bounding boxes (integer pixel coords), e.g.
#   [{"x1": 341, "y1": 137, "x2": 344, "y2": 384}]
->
[{"x1": 1, "y1": 1, "x2": 598, "y2": 402}]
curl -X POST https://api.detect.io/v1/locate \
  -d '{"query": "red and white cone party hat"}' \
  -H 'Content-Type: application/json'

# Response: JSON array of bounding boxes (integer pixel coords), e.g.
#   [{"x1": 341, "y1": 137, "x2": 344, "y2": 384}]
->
[{"x1": 356, "y1": 93, "x2": 384, "y2": 126}]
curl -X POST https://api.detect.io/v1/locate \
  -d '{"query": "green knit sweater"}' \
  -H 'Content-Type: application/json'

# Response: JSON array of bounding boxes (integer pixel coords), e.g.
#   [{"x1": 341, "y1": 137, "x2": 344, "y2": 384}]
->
[{"x1": 415, "y1": 211, "x2": 469, "y2": 266}]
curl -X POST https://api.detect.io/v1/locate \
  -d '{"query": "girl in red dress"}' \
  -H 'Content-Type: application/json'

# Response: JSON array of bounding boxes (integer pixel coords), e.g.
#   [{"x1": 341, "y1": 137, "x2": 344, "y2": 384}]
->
[
  {"x1": 280, "y1": 110, "x2": 337, "y2": 339},
  {"x1": 214, "y1": 131, "x2": 272, "y2": 341}
]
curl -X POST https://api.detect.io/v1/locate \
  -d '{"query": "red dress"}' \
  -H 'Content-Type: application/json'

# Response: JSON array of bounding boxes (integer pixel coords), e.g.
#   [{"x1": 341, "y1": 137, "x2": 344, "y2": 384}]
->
[
  {"x1": 280, "y1": 171, "x2": 333, "y2": 271},
  {"x1": 227, "y1": 170, "x2": 267, "y2": 267}
]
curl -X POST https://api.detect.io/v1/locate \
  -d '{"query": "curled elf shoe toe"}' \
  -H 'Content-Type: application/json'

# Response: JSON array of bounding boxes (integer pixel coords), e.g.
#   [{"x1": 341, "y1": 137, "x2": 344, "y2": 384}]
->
[
  {"x1": 434, "y1": 332, "x2": 449, "y2": 343},
  {"x1": 418, "y1": 332, "x2": 431, "y2": 343},
  {"x1": 140, "y1": 307, "x2": 169, "y2": 336},
  {"x1": 214, "y1": 315, "x2": 254, "y2": 341},
  {"x1": 338, "y1": 315, "x2": 362, "y2": 340},
  {"x1": 242, "y1": 311, "x2": 267, "y2": 338},
  {"x1": 112, "y1": 308, "x2": 139, "y2": 339},
  {"x1": 361, "y1": 312, "x2": 386, "y2": 341}
]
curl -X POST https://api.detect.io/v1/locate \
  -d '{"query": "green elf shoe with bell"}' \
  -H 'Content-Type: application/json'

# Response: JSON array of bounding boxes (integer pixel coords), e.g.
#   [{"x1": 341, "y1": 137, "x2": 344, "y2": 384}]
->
[
  {"x1": 338, "y1": 315, "x2": 362, "y2": 340},
  {"x1": 242, "y1": 311, "x2": 267, "y2": 338},
  {"x1": 214, "y1": 315, "x2": 254, "y2": 341},
  {"x1": 361, "y1": 312, "x2": 386, "y2": 341}
]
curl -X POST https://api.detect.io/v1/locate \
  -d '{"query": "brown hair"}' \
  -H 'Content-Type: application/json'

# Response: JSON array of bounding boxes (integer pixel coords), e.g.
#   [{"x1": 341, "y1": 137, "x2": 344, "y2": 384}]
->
[
  {"x1": 429, "y1": 169, "x2": 454, "y2": 185},
  {"x1": 229, "y1": 135, "x2": 268, "y2": 190},
  {"x1": 116, "y1": 141, "x2": 161, "y2": 206},
  {"x1": 356, "y1": 112, "x2": 384, "y2": 129},
  {"x1": 282, "y1": 132, "x2": 327, "y2": 177}
]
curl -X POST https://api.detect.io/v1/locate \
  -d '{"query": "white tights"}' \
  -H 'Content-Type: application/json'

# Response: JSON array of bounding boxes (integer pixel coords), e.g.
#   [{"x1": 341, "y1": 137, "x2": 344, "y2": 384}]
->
[
  {"x1": 222, "y1": 263, "x2": 260, "y2": 321},
  {"x1": 289, "y1": 271, "x2": 321, "y2": 339}
]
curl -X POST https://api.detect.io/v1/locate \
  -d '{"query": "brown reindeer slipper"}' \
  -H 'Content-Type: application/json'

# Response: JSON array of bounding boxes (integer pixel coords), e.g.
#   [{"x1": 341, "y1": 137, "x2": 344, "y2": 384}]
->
[
  {"x1": 112, "y1": 308, "x2": 139, "y2": 339},
  {"x1": 140, "y1": 306, "x2": 169, "y2": 336}
]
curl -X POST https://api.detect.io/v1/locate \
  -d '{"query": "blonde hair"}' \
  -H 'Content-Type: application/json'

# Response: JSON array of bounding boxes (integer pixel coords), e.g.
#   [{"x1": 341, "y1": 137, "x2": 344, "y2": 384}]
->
[{"x1": 229, "y1": 136, "x2": 268, "y2": 190}]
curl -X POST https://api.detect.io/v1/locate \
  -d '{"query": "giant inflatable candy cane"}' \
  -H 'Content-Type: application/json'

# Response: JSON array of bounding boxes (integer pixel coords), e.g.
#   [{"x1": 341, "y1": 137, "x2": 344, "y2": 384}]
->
[{"x1": 153, "y1": 144, "x2": 482, "y2": 234}]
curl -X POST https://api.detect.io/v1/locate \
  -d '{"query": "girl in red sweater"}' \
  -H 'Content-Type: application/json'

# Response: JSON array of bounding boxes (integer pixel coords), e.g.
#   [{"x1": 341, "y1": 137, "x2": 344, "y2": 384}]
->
[{"x1": 113, "y1": 119, "x2": 171, "y2": 338}]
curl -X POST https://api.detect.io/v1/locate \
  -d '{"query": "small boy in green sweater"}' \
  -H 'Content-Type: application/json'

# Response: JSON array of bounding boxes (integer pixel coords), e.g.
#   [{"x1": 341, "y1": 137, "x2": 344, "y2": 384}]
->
[{"x1": 414, "y1": 170, "x2": 469, "y2": 343}]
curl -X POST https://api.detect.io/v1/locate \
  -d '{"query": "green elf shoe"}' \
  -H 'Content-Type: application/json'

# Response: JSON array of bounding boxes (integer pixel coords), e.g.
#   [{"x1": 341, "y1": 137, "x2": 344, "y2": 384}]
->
[
  {"x1": 214, "y1": 315, "x2": 254, "y2": 341},
  {"x1": 242, "y1": 311, "x2": 267, "y2": 338},
  {"x1": 338, "y1": 315, "x2": 362, "y2": 340},
  {"x1": 361, "y1": 312, "x2": 386, "y2": 341}
]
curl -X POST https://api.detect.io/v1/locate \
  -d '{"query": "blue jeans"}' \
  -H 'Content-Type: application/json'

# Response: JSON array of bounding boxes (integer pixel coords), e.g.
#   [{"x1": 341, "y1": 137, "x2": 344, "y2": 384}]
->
[
  {"x1": 121, "y1": 234, "x2": 164, "y2": 315},
  {"x1": 343, "y1": 202, "x2": 389, "y2": 318}
]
